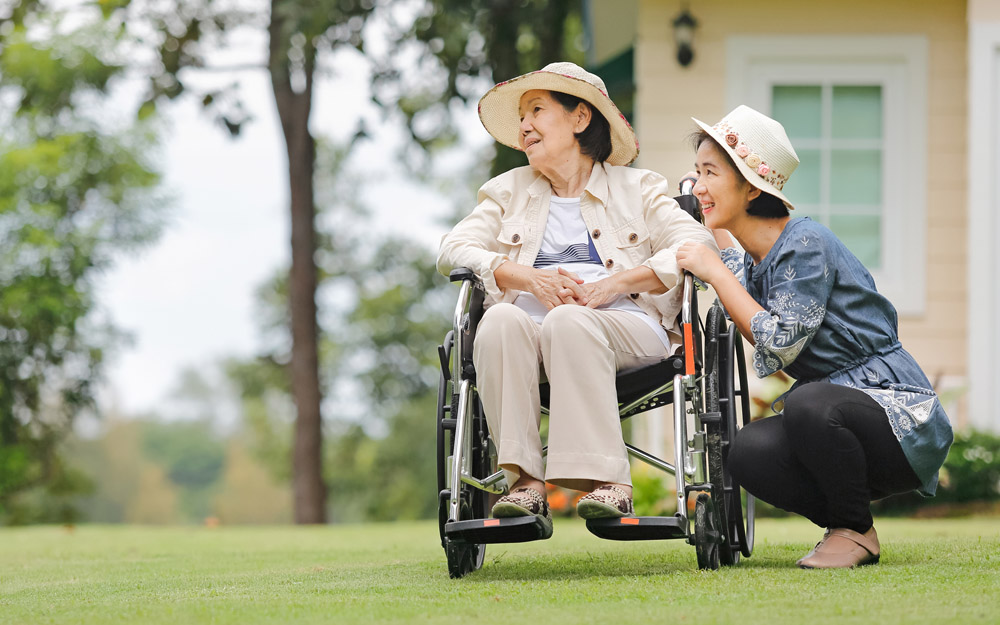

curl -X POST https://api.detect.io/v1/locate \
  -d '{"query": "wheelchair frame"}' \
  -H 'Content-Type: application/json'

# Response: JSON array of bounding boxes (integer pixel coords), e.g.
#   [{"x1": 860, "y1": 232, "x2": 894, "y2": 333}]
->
[{"x1": 436, "y1": 201, "x2": 754, "y2": 578}]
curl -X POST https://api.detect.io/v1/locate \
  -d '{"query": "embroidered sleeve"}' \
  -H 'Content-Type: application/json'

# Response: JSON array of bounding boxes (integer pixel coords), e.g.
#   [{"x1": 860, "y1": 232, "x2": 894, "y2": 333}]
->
[
  {"x1": 750, "y1": 233, "x2": 834, "y2": 378},
  {"x1": 721, "y1": 247, "x2": 745, "y2": 286}
]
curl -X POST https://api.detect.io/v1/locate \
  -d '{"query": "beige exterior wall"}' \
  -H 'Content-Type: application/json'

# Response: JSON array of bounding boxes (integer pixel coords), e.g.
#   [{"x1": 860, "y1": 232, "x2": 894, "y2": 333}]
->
[
  {"x1": 588, "y1": 0, "x2": 638, "y2": 63},
  {"x1": 970, "y1": 0, "x2": 1000, "y2": 21},
  {"x1": 635, "y1": 0, "x2": 969, "y2": 424}
]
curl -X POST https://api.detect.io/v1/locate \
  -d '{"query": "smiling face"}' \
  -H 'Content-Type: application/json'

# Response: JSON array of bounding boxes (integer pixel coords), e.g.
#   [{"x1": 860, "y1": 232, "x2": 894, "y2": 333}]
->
[
  {"x1": 517, "y1": 89, "x2": 588, "y2": 173},
  {"x1": 693, "y1": 139, "x2": 761, "y2": 231}
]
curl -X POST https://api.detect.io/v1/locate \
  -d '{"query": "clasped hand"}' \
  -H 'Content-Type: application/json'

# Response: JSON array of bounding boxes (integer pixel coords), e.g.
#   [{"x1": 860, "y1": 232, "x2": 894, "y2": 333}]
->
[{"x1": 528, "y1": 267, "x2": 618, "y2": 310}]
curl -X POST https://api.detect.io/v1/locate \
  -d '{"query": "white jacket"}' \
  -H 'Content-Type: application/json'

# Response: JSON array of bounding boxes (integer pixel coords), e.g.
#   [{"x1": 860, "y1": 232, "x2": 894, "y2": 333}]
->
[{"x1": 437, "y1": 162, "x2": 719, "y2": 339}]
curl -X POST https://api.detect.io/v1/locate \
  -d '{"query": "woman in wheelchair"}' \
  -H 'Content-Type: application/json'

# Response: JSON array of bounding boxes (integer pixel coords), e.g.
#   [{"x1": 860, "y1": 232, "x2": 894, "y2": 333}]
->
[
  {"x1": 676, "y1": 106, "x2": 953, "y2": 569},
  {"x1": 437, "y1": 62, "x2": 717, "y2": 533}
]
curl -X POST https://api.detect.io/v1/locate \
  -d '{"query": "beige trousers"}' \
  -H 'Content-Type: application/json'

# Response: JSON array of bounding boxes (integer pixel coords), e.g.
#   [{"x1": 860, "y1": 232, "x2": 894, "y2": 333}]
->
[{"x1": 472, "y1": 303, "x2": 669, "y2": 492}]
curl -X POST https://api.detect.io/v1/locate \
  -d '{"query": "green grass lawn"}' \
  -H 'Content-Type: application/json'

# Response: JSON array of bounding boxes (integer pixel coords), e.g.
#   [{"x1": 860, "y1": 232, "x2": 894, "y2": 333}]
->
[{"x1": 1, "y1": 517, "x2": 997, "y2": 624}]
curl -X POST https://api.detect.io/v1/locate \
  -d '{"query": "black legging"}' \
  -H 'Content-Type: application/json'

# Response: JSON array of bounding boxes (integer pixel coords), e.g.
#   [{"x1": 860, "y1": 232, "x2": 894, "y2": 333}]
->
[{"x1": 728, "y1": 382, "x2": 921, "y2": 534}]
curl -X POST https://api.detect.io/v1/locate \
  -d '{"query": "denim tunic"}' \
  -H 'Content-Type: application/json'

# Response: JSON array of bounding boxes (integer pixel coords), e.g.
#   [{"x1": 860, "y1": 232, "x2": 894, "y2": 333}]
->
[{"x1": 722, "y1": 217, "x2": 953, "y2": 495}]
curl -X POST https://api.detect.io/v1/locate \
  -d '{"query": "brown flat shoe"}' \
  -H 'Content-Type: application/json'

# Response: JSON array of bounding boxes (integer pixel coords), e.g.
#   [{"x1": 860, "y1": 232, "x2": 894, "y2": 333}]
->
[
  {"x1": 577, "y1": 484, "x2": 635, "y2": 519},
  {"x1": 797, "y1": 527, "x2": 880, "y2": 569},
  {"x1": 491, "y1": 487, "x2": 550, "y2": 519}
]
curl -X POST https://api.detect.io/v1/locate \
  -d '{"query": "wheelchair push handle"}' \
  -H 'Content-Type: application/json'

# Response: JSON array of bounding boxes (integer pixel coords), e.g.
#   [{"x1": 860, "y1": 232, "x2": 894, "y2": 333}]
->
[
  {"x1": 678, "y1": 175, "x2": 698, "y2": 196},
  {"x1": 674, "y1": 175, "x2": 702, "y2": 223}
]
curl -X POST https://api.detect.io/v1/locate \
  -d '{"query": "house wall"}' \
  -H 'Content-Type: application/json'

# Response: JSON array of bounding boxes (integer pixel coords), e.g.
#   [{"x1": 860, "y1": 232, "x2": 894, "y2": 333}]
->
[
  {"x1": 970, "y1": 0, "x2": 1000, "y2": 21},
  {"x1": 635, "y1": 0, "x2": 969, "y2": 426},
  {"x1": 966, "y1": 0, "x2": 1000, "y2": 432},
  {"x1": 586, "y1": 0, "x2": 638, "y2": 64}
]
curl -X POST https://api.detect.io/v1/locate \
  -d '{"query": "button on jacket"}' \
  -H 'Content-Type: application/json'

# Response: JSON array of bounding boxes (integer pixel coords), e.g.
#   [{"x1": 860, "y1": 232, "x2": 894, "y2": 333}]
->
[{"x1": 437, "y1": 162, "x2": 719, "y2": 341}]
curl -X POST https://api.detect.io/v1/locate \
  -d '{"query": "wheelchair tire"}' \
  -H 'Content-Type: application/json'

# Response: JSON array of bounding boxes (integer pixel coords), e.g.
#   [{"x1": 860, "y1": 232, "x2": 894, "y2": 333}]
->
[
  {"x1": 720, "y1": 326, "x2": 755, "y2": 559},
  {"x1": 436, "y1": 331, "x2": 490, "y2": 578},
  {"x1": 693, "y1": 493, "x2": 721, "y2": 571},
  {"x1": 704, "y1": 303, "x2": 755, "y2": 565},
  {"x1": 443, "y1": 504, "x2": 485, "y2": 578}
]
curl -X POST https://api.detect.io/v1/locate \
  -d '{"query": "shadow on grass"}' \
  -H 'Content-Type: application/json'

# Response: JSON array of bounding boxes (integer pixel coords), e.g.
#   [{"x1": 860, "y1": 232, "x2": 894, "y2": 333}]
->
[{"x1": 449, "y1": 544, "x2": 800, "y2": 582}]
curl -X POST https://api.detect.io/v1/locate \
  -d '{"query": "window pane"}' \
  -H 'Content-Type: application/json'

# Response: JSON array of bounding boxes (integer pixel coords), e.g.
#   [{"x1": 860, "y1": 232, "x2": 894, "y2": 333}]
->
[
  {"x1": 793, "y1": 204, "x2": 825, "y2": 224},
  {"x1": 830, "y1": 215, "x2": 881, "y2": 269},
  {"x1": 772, "y1": 85, "x2": 822, "y2": 139},
  {"x1": 832, "y1": 86, "x2": 882, "y2": 139},
  {"x1": 830, "y1": 149, "x2": 881, "y2": 204},
  {"x1": 782, "y1": 148, "x2": 821, "y2": 205}
]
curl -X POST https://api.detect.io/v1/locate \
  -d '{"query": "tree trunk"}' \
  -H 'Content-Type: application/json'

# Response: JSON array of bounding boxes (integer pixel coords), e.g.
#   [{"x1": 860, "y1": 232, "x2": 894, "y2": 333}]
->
[{"x1": 268, "y1": 1, "x2": 326, "y2": 524}]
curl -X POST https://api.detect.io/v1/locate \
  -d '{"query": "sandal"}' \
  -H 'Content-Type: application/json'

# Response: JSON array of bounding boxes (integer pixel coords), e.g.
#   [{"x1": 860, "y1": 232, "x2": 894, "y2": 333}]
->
[
  {"x1": 492, "y1": 487, "x2": 552, "y2": 523},
  {"x1": 577, "y1": 484, "x2": 635, "y2": 519}
]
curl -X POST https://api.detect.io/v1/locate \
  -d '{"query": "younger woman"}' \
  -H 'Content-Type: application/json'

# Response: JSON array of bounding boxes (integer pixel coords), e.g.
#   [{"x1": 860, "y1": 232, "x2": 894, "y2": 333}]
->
[{"x1": 676, "y1": 105, "x2": 953, "y2": 569}]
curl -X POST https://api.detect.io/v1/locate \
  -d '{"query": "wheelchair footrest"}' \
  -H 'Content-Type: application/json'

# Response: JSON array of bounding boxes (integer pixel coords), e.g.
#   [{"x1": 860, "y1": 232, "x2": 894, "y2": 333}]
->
[
  {"x1": 585, "y1": 515, "x2": 687, "y2": 541},
  {"x1": 445, "y1": 516, "x2": 553, "y2": 544}
]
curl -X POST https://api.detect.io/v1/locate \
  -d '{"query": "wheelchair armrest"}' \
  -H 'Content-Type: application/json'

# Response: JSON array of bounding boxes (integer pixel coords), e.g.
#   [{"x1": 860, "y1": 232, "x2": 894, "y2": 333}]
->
[
  {"x1": 447, "y1": 267, "x2": 486, "y2": 382},
  {"x1": 449, "y1": 268, "x2": 480, "y2": 284}
]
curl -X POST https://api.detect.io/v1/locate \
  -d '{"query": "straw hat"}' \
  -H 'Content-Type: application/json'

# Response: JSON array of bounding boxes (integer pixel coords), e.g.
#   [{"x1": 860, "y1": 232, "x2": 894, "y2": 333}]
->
[
  {"x1": 693, "y1": 105, "x2": 799, "y2": 210},
  {"x1": 478, "y1": 62, "x2": 639, "y2": 167}
]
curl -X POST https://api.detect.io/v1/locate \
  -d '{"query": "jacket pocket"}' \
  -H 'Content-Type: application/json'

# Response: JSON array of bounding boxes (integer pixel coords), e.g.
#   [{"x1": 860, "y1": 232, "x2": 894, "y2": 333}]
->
[
  {"x1": 497, "y1": 221, "x2": 525, "y2": 261},
  {"x1": 613, "y1": 219, "x2": 651, "y2": 262}
]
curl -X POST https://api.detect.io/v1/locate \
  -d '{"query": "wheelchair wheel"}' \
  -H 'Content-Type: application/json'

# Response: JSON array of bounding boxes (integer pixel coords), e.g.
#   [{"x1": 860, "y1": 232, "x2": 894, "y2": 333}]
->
[
  {"x1": 704, "y1": 303, "x2": 755, "y2": 565},
  {"x1": 436, "y1": 331, "x2": 489, "y2": 578},
  {"x1": 719, "y1": 320, "x2": 755, "y2": 559},
  {"x1": 693, "y1": 493, "x2": 720, "y2": 571}
]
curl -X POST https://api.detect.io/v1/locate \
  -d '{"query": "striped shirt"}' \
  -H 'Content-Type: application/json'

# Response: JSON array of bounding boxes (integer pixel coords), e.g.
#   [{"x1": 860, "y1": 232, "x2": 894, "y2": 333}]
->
[{"x1": 513, "y1": 195, "x2": 669, "y2": 349}]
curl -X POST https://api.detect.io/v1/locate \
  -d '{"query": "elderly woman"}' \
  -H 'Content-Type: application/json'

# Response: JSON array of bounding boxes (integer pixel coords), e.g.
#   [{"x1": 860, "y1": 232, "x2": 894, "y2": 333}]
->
[
  {"x1": 437, "y1": 62, "x2": 717, "y2": 535},
  {"x1": 676, "y1": 106, "x2": 953, "y2": 568}
]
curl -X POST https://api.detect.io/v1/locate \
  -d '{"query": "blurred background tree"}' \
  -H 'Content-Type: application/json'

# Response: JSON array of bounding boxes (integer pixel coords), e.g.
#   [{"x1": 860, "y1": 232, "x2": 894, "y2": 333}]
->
[
  {"x1": 128, "y1": 0, "x2": 379, "y2": 524},
  {"x1": 3, "y1": 0, "x2": 994, "y2": 527},
  {"x1": 374, "y1": 0, "x2": 584, "y2": 177},
  {"x1": 0, "y1": 2, "x2": 164, "y2": 523},
  {"x1": 225, "y1": 140, "x2": 456, "y2": 522},
  {"x1": 113, "y1": 0, "x2": 586, "y2": 524},
  {"x1": 0, "y1": 0, "x2": 655, "y2": 526}
]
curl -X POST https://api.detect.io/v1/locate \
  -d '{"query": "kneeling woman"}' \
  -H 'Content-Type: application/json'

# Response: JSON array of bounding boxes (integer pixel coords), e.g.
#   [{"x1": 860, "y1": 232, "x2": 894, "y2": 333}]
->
[{"x1": 676, "y1": 106, "x2": 953, "y2": 569}]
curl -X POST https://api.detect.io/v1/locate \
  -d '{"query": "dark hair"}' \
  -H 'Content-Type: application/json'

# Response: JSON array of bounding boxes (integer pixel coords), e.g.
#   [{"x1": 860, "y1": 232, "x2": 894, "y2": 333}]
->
[
  {"x1": 690, "y1": 130, "x2": 789, "y2": 219},
  {"x1": 550, "y1": 91, "x2": 613, "y2": 163}
]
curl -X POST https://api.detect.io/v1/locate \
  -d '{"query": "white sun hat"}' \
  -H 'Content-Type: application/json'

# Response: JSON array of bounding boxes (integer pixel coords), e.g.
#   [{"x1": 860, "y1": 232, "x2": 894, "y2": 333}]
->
[
  {"x1": 693, "y1": 105, "x2": 800, "y2": 210},
  {"x1": 477, "y1": 61, "x2": 639, "y2": 167}
]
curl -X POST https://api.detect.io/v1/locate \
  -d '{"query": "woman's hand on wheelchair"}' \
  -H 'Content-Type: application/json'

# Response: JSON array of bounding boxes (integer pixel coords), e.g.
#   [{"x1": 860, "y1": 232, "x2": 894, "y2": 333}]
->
[{"x1": 677, "y1": 241, "x2": 727, "y2": 284}]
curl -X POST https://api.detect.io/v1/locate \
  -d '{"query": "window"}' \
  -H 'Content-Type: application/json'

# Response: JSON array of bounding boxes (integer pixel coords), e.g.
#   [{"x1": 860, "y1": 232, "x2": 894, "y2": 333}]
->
[
  {"x1": 773, "y1": 84, "x2": 883, "y2": 269},
  {"x1": 727, "y1": 36, "x2": 928, "y2": 314}
]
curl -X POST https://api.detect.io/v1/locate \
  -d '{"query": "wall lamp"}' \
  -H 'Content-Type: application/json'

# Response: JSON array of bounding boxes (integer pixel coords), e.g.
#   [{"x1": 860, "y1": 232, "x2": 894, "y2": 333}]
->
[{"x1": 672, "y1": 7, "x2": 698, "y2": 67}]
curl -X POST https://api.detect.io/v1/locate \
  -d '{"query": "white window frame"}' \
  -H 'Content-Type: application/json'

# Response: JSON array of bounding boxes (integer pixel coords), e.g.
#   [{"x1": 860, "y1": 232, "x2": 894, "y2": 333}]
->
[
  {"x1": 726, "y1": 36, "x2": 928, "y2": 316},
  {"x1": 968, "y1": 22, "x2": 1000, "y2": 433}
]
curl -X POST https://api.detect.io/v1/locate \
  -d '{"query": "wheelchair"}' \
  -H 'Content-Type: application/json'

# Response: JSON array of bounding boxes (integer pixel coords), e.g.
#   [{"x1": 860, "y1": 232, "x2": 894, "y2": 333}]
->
[{"x1": 435, "y1": 191, "x2": 755, "y2": 578}]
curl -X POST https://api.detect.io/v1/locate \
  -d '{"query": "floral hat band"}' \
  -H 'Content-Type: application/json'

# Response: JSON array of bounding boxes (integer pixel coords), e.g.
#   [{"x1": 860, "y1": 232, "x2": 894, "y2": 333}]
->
[
  {"x1": 714, "y1": 121, "x2": 789, "y2": 191},
  {"x1": 692, "y1": 105, "x2": 800, "y2": 210}
]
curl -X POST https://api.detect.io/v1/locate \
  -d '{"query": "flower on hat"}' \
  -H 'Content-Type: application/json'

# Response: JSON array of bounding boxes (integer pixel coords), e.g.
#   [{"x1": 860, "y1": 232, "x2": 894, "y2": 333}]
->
[{"x1": 696, "y1": 105, "x2": 799, "y2": 209}]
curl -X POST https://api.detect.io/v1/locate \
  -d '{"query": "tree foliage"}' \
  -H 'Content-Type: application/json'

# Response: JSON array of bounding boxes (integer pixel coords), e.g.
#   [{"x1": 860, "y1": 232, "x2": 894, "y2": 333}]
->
[
  {"x1": 118, "y1": 0, "x2": 382, "y2": 524},
  {"x1": 374, "y1": 0, "x2": 585, "y2": 176},
  {"x1": 224, "y1": 1, "x2": 588, "y2": 522},
  {"x1": 222, "y1": 136, "x2": 453, "y2": 521},
  {"x1": 0, "y1": 5, "x2": 163, "y2": 522}
]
